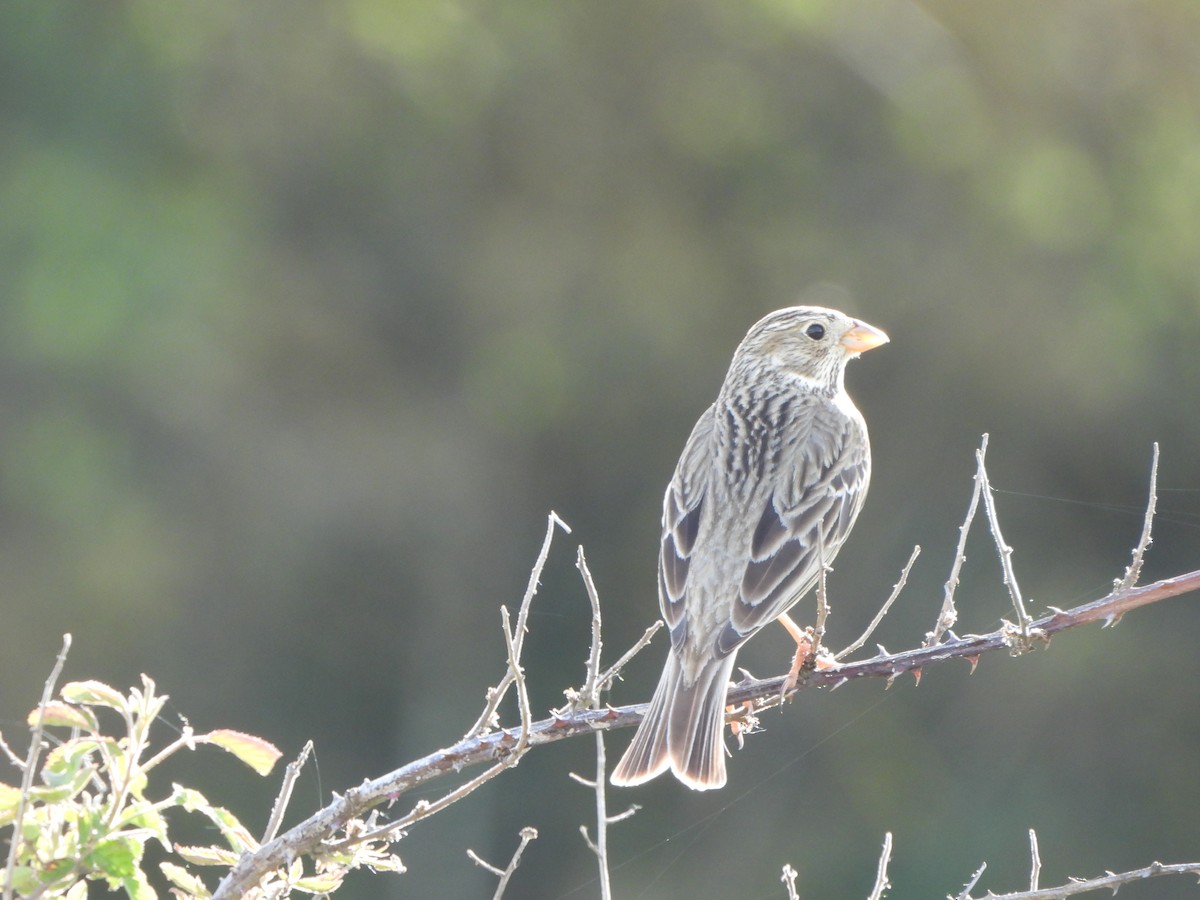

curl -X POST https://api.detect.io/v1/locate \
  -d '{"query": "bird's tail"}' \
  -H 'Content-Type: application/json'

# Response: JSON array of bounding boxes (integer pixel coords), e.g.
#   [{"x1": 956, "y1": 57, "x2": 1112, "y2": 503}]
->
[{"x1": 611, "y1": 652, "x2": 737, "y2": 790}]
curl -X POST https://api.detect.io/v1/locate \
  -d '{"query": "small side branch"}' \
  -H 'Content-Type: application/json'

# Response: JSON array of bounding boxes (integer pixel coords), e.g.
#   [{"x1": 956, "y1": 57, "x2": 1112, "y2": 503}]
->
[
  {"x1": 567, "y1": 545, "x2": 637, "y2": 900},
  {"x1": 262, "y1": 740, "x2": 313, "y2": 844},
  {"x1": 838, "y1": 546, "x2": 920, "y2": 661},
  {"x1": 571, "y1": 732, "x2": 636, "y2": 900},
  {"x1": 868, "y1": 832, "x2": 893, "y2": 900},
  {"x1": 1116, "y1": 442, "x2": 1159, "y2": 593},
  {"x1": 3, "y1": 634, "x2": 72, "y2": 900},
  {"x1": 781, "y1": 864, "x2": 800, "y2": 900},
  {"x1": 468, "y1": 512, "x2": 570, "y2": 739},
  {"x1": 467, "y1": 826, "x2": 538, "y2": 900},
  {"x1": 927, "y1": 435, "x2": 988, "y2": 648},
  {"x1": 1028, "y1": 829, "x2": 1041, "y2": 892},
  {"x1": 974, "y1": 438, "x2": 1034, "y2": 639}
]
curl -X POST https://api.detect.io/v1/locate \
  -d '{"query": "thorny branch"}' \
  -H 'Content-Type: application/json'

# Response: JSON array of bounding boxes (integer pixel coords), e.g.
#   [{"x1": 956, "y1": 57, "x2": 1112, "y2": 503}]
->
[
  {"x1": 210, "y1": 561, "x2": 1200, "y2": 897},
  {"x1": 953, "y1": 828, "x2": 1200, "y2": 899},
  {"x1": 210, "y1": 443, "x2": 1200, "y2": 899}
]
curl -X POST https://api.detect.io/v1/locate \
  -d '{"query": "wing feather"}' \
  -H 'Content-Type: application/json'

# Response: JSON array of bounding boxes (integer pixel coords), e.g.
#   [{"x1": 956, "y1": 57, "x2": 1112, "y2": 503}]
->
[
  {"x1": 658, "y1": 406, "x2": 717, "y2": 647},
  {"x1": 720, "y1": 416, "x2": 869, "y2": 653}
]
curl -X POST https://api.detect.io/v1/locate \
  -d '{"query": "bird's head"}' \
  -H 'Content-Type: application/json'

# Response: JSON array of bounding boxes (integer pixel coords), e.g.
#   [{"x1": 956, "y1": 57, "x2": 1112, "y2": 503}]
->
[{"x1": 734, "y1": 306, "x2": 889, "y2": 394}]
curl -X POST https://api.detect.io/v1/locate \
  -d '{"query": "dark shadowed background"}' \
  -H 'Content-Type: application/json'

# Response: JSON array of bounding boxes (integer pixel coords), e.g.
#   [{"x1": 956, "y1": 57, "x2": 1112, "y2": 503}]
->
[{"x1": 2, "y1": 1, "x2": 1199, "y2": 897}]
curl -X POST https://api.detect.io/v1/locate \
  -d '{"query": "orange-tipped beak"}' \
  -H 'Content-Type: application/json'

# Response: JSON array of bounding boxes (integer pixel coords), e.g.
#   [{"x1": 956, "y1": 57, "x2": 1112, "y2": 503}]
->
[{"x1": 841, "y1": 320, "x2": 889, "y2": 354}]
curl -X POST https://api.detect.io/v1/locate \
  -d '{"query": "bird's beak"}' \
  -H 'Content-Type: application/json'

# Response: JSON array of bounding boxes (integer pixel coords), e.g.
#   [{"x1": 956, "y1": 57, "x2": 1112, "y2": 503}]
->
[{"x1": 841, "y1": 320, "x2": 889, "y2": 354}]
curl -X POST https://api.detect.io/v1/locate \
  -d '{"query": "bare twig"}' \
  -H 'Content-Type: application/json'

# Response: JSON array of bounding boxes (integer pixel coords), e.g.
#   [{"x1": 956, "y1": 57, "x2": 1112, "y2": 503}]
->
[
  {"x1": 500, "y1": 606, "x2": 533, "y2": 759},
  {"x1": 336, "y1": 608, "x2": 540, "y2": 853},
  {"x1": 0, "y1": 733, "x2": 23, "y2": 769},
  {"x1": 814, "y1": 525, "x2": 830, "y2": 649},
  {"x1": 467, "y1": 826, "x2": 538, "y2": 900},
  {"x1": 1116, "y1": 442, "x2": 1159, "y2": 593},
  {"x1": 4, "y1": 634, "x2": 72, "y2": 900},
  {"x1": 573, "y1": 733, "x2": 626, "y2": 900},
  {"x1": 837, "y1": 546, "x2": 921, "y2": 661},
  {"x1": 569, "y1": 545, "x2": 633, "y2": 900},
  {"x1": 959, "y1": 860, "x2": 1200, "y2": 899},
  {"x1": 1028, "y1": 829, "x2": 1041, "y2": 891},
  {"x1": 868, "y1": 832, "x2": 893, "y2": 900},
  {"x1": 975, "y1": 439, "x2": 1034, "y2": 638},
  {"x1": 595, "y1": 622, "x2": 663, "y2": 696},
  {"x1": 927, "y1": 435, "x2": 988, "y2": 648},
  {"x1": 781, "y1": 863, "x2": 800, "y2": 900},
  {"x1": 468, "y1": 512, "x2": 569, "y2": 738},
  {"x1": 956, "y1": 862, "x2": 988, "y2": 900},
  {"x1": 577, "y1": 546, "x2": 605, "y2": 705},
  {"x1": 263, "y1": 740, "x2": 313, "y2": 844}
]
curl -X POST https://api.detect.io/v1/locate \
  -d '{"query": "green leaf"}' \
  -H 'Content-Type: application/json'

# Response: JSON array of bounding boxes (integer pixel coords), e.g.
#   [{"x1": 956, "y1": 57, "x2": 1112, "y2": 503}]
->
[
  {"x1": 172, "y1": 785, "x2": 211, "y2": 812},
  {"x1": 174, "y1": 845, "x2": 241, "y2": 867},
  {"x1": 3, "y1": 865, "x2": 40, "y2": 894},
  {"x1": 160, "y1": 861, "x2": 210, "y2": 897},
  {"x1": 365, "y1": 853, "x2": 406, "y2": 873},
  {"x1": 43, "y1": 740, "x2": 98, "y2": 785},
  {"x1": 88, "y1": 838, "x2": 138, "y2": 878},
  {"x1": 0, "y1": 782, "x2": 22, "y2": 823},
  {"x1": 118, "y1": 802, "x2": 171, "y2": 850},
  {"x1": 202, "y1": 730, "x2": 282, "y2": 776},
  {"x1": 31, "y1": 701, "x2": 98, "y2": 732},
  {"x1": 61, "y1": 680, "x2": 127, "y2": 709},
  {"x1": 122, "y1": 868, "x2": 158, "y2": 900},
  {"x1": 29, "y1": 766, "x2": 91, "y2": 804},
  {"x1": 205, "y1": 806, "x2": 258, "y2": 854},
  {"x1": 171, "y1": 785, "x2": 258, "y2": 854},
  {"x1": 294, "y1": 872, "x2": 345, "y2": 893}
]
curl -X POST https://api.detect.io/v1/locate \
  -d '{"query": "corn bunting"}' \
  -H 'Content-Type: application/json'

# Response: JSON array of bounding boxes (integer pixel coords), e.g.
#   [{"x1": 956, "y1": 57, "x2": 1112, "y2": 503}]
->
[{"x1": 611, "y1": 306, "x2": 888, "y2": 790}]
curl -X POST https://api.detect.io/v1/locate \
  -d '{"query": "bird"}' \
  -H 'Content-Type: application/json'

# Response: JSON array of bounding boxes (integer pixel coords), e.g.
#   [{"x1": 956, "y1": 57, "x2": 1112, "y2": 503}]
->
[{"x1": 610, "y1": 306, "x2": 888, "y2": 791}]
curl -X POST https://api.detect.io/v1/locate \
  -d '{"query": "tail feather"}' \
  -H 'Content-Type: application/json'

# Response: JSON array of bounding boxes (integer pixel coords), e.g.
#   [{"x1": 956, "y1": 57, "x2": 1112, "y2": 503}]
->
[
  {"x1": 610, "y1": 655, "x2": 678, "y2": 787},
  {"x1": 611, "y1": 653, "x2": 738, "y2": 790}
]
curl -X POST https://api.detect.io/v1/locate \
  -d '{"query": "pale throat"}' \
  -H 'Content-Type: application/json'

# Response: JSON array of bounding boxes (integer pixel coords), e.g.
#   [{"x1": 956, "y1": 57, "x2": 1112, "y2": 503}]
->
[{"x1": 777, "y1": 359, "x2": 845, "y2": 398}]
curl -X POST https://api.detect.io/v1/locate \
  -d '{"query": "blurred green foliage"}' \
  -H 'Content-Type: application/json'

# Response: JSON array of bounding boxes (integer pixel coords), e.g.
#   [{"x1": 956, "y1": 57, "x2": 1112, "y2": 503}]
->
[{"x1": 1, "y1": 0, "x2": 1198, "y2": 896}]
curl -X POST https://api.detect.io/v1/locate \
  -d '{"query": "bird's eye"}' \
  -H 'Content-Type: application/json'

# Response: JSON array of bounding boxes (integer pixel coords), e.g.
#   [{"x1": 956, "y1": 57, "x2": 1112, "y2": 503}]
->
[{"x1": 804, "y1": 323, "x2": 826, "y2": 340}]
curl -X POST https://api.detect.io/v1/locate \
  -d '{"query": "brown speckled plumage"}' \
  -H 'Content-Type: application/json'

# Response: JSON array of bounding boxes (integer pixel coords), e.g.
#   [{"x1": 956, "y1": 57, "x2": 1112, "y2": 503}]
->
[{"x1": 611, "y1": 306, "x2": 888, "y2": 790}]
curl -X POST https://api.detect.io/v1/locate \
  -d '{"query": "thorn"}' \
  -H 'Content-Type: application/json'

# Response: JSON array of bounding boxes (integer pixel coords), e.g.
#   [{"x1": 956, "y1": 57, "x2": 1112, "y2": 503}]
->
[
  {"x1": 965, "y1": 654, "x2": 981, "y2": 674},
  {"x1": 911, "y1": 668, "x2": 922, "y2": 686}
]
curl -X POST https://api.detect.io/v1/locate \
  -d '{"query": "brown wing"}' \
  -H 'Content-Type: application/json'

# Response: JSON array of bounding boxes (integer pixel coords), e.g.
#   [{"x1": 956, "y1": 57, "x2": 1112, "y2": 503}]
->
[
  {"x1": 715, "y1": 416, "x2": 869, "y2": 657},
  {"x1": 658, "y1": 405, "x2": 716, "y2": 650}
]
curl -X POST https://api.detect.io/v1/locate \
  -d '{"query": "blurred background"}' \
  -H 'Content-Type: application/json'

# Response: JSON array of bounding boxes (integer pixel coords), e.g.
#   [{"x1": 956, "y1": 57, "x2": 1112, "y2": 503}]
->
[{"x1": 2, "y1": 0, "x2": 1199, "y2": 897}]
